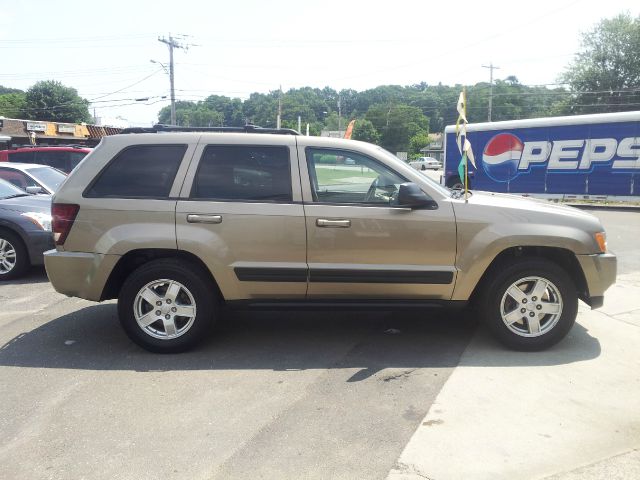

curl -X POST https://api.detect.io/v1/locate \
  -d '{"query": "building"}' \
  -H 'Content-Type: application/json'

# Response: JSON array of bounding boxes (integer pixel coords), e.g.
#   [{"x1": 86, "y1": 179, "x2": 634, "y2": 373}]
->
[
  {"x1": 420, "y1": 133, "x2": 444, "y2": 161},
  {"x1": 0, "y1": 117, "x2": 122, "y2": 149}
]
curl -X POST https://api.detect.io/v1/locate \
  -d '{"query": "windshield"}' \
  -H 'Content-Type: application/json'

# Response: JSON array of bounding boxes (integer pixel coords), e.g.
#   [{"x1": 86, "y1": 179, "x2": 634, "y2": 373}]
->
[
  {"x1": 27, "y1": 166, "x2": 67, "y2": 192},
  {"x1": 0, "y1": 178, "x2": 28, "y2": 199},
  {"x1": 375, "y1": 147, "x2": 452, "y2": 197}
]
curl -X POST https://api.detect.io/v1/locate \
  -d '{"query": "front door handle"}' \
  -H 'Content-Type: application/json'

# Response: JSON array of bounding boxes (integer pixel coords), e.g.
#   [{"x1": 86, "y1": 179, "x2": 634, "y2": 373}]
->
[
  {"x1": 316, "y1": 218, "x2": 351, "y2": 228},
  {"x1": 187, "y1": 214, "x2": 222, "y2": 224}
]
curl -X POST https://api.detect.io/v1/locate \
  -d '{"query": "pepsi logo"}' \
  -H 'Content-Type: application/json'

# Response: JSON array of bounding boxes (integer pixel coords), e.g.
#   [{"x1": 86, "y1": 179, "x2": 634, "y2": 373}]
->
[{"x1": 482, "y1": 133, "x2": 523, "y2": 182}]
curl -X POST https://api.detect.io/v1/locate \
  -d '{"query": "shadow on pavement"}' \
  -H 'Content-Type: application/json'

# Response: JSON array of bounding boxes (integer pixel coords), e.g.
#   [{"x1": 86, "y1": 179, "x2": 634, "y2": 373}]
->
[{"x1": 0, "y1": 303, "x2": 600, "y2": 375}]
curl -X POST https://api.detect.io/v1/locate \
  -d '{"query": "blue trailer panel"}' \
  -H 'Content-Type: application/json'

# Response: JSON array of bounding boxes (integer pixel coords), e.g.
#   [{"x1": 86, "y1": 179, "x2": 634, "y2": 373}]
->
[{"x1": 443, "y1": 111, "x2": 640, "y2": 197}]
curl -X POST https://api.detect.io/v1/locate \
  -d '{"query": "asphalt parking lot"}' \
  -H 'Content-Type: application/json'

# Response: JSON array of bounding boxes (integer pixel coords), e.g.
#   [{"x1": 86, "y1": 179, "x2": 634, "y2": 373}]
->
[{"x1": 0, "y1": 208, "x2": 638, "y2": 480}]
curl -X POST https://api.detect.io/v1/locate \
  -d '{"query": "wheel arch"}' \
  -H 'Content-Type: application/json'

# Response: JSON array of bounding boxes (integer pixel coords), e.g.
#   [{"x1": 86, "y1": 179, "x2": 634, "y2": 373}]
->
[
  {"x1": 101, "y1": 248, "x2": 223, "y2": 302},
  {"x1": 0, "y1": 224, "x2": 30, "y2": 264},
  {"x1": 467, "y1": 246, "x2": 588, "y2": 305}
]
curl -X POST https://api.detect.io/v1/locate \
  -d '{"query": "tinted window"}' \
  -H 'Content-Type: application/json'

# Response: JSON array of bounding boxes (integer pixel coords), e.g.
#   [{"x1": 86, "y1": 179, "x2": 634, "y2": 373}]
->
[
  {"x1": 306, "y1": 148, "x2": 406, "y2": 204},
  {"x1": 192, "y1": 145, "x2": 292, "y2": 202},
  {"x1": 8, "y1": 151, "x2": 35, "y2": 163},
  {"x1": 86, "y1": 145, "x2": 186, "y2": 198},
  {"x1": 69, "y1": 151, "x2": 88, "y2": 171},
  {"x1": 35, "y1": 150, "x2": 70, "y2": 171}
]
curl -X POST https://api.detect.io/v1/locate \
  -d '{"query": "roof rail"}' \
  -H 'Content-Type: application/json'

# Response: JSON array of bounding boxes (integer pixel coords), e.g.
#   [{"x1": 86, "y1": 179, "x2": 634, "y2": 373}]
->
[{"x1": 120, "y1": 124, "x2": 300, "y2": 135}]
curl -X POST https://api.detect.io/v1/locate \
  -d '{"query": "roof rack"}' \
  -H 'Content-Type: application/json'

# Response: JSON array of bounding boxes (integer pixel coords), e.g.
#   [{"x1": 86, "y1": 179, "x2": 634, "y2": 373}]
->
[{"x1": 120, "y1": 124, "x2": 300, "y2": 135}]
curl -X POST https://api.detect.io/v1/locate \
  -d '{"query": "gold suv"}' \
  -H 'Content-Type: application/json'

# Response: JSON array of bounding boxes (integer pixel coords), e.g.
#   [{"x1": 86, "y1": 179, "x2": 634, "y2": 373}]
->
[{"x1": 44, "y1": 126, "x2": 616, "y2": 353}]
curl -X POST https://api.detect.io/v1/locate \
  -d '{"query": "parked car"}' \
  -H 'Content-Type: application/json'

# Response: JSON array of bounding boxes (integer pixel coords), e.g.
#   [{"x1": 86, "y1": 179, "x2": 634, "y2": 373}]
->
[
  {"x1": 0, "y1": 146, "x2": 91, "y2": 174},
  {"x1": 0, "y1": 178, "x2": 53, "y2": 280},
  {"x1": 45, "y1": 125, "x2": 616, "y2": 353},
  {"x1": 409, "y1": 157, "x2": 442, "y2": 171},
  {"x1": 0, "y1": 163, "x2": 67, "y2": 195}
]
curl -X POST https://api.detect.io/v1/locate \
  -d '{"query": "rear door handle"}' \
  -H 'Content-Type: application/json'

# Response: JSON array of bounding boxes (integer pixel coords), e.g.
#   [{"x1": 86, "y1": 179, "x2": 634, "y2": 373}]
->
[
  {"x1": 316, "y1": 218, "x2": 351, "y2": 228},
  {"x1": 187, "y1": 214, "x2": 222, "y2": 224}
]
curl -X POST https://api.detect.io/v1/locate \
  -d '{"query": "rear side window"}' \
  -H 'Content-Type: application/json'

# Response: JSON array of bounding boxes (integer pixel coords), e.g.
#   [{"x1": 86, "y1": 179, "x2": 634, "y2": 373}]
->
[
  {"x1": 35, "y1": 150, "x2": 70, "y2": 171},
  {"x1": 86, "y1": 145, "x2": 186, "y2": 198},
  {"x1": 8, "y1": 151, "x2": 35, "y2": 163},
  {"x1": 191, "y1": 145, "x2": 292, "y2": 202}
]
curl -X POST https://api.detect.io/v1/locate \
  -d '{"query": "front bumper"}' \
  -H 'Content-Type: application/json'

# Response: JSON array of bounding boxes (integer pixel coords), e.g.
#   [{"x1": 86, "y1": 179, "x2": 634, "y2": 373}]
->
[
  {"x1": 26, "y1": 231, "x2": 55, "y2": 266},
  {"x1": 576, "y1": 253, "x2": 617, "y2": 309},
  {"x1": 44, "y1": 250, "x2": 120, "y2": 301}
]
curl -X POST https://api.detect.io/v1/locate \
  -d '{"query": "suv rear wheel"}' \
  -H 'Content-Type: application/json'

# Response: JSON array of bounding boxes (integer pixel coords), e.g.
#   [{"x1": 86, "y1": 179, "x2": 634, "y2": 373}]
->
[
  {"x1": 480, "y1": 258, "x2": 578, "y2": 351},
  {"x1": 118, "y1": 259, "x2": 217, "y2": 353}
]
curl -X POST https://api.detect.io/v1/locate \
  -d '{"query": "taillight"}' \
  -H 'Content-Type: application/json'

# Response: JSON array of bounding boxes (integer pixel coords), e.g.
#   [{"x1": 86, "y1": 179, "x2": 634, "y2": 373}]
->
[{"x1": 52, "y1": 203, "x2": 79, "y2": 245}]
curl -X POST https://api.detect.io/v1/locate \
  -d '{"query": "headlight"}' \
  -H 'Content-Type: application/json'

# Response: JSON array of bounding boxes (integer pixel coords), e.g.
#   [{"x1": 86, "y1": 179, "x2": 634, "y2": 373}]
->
[
  {"x1": 594, "y1": 232, "x2": 607, "y2": 253},
  {"x1": 21, "y1": 212, "x2": 52, "y2": 231}
]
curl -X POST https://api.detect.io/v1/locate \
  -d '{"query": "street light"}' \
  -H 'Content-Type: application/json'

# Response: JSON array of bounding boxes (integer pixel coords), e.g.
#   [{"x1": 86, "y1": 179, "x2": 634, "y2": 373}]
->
[{"x1": 150, "y1": 59, "x2": 174, "y2": 124}]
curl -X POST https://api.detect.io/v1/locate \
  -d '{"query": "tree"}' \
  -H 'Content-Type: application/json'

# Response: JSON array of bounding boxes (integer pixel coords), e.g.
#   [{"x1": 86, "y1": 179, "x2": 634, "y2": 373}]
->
[
  {"x1": 365, "y1": 104, "x2": 429, "y2": 153},
  {"x1": 562, "y1": 13, "x2": 640, "y2": 114},
  {"x1": 0, "y1": 92, "x2": 26, "y2": 118},
  {"x1": 351, "y1": 119, "x2": 380, "y2": 144},
  {"x1": 409, "y1": 132, "x2": 431, "y2": 158},
  {"x1": 23, "y1": 80, "x2": 91, "y2": 122}
]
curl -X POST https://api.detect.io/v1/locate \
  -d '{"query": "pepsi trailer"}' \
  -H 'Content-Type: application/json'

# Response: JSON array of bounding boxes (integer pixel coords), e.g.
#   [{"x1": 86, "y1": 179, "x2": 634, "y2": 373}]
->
[{"x1": 443, "y1": 111, "x2": 640, "y2": 200}]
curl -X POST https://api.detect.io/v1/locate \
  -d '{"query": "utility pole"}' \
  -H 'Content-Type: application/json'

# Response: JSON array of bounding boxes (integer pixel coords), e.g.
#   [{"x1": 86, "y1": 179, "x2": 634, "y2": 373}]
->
[
  {"x1": 482, "y1": 62, "x2": 500, "y2": 122},
  {"x1": 158, "y1": 34, "x2": 189, "y2": 125},
  {"x1": 337, "y1": 95, "x2": 342, "y2": 133},
  {"x1": 277, "y1": 85, "x2": 282, "y2": 129}
]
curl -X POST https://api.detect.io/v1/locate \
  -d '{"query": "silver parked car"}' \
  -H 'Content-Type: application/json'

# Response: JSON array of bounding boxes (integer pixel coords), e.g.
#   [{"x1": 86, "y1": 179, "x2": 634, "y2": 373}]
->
[
  {"x1": 0, "y1": 163, "x2": 67, "y2": 195},
  {"x1": 44, "y1": 125, "x2": 616, "y2": 353}
]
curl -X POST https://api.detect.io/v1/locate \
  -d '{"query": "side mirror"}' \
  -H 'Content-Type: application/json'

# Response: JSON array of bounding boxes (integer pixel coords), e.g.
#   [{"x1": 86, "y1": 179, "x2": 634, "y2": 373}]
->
[
  {"x1": 395, "y1": 183, "x2": 438, "y2": 209},
  {"x1": 26, "y1": 186, "x2": 43, "y2": 194}
]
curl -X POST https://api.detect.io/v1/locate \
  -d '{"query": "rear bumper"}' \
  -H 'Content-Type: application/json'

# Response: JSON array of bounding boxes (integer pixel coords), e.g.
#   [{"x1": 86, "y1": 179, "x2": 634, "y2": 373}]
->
[
  {"x1": 44, "y1": 250, "x2": 120, "y2": 301},
  {"x1": 576, "y1": 253, "x2": 617, "y2": 309}
]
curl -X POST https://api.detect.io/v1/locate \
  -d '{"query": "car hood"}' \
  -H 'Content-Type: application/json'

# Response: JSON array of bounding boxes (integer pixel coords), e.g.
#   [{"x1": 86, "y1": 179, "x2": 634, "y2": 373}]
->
[
  {"x1": 0, "y1": 194, "x2": 52, "y2": 214},
  {"x1": 453, "y1": 190, "x2": 603, "y2": 231},
  {"x1": 468, "y1": 190, "x2": 594, "y2": 216}
]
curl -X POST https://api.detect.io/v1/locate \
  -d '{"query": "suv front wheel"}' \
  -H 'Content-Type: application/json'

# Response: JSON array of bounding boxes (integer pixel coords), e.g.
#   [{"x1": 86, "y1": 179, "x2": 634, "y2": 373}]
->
[
  {"x1": 118, "y1": 259, "x2": 217, "y2": 353},
  {"x1": 480, "y1": 258, "x2": 578, "y2": 351}
]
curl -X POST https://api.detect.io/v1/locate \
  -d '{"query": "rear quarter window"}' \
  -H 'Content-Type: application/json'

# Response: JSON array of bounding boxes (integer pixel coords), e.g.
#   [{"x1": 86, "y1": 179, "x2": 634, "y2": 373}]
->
[{"x1": 85, "y1": 145, "x2": 187, "y2": 198}]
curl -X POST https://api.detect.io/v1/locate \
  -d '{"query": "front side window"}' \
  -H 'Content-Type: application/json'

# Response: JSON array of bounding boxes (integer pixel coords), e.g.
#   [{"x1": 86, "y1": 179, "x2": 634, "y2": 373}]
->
[
  {"x1": 306, "y1": 148, "x2": 406, "y2": 205},
  {"x1": 191, "y1": 145, "x2": 292, "y2": 202},
  {"x1": 86, "y1": 145, "x2": 186, "y2": 198}
]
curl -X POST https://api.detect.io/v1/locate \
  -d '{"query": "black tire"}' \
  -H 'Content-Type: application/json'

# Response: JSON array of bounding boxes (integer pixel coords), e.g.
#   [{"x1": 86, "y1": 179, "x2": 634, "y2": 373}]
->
[
  {"x1": 446, "y1": 176, "x2": 469, "y2": 190},
  {"x1": 479, "y1": 258, "x2": 578, "y2": 351},
  {"x1": 0, "y1": 229, "x2": 29, "y2": 281},
  {"x1": 117, "y1": 258, "x2": 217, "y2": 353}
]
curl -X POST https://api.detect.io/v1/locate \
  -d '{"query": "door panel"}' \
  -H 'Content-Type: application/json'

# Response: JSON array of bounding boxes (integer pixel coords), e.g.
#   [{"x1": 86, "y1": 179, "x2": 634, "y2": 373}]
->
[
  {"x1": 176, "y1": 139, "x2": 307, "y2": 301},
  {"x1": 299, "y1": 144, "x2": 457, "y2": 299}
]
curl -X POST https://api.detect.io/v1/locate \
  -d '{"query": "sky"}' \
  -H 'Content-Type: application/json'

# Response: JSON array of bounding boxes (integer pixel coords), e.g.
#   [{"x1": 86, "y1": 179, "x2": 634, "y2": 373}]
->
[{"x1": 1, "y1": 0, "x2": 639, "y2": 126}]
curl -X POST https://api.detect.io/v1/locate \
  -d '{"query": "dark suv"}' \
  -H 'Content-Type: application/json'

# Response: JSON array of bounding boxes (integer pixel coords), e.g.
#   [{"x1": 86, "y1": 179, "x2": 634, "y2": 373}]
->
[{"x1": 0, "y1": 146, "x2": 91, "y2": 174}]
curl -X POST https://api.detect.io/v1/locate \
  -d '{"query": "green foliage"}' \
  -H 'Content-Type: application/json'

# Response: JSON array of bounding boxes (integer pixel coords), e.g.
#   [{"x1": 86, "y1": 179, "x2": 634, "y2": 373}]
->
[
  {"x1": 158, "y1": 100, "x2": 224, "y2": 126},
  {"x1": 351, "y1": 119, "x2": 380, "y2": 144},
  {"x1": 562, "y1": 13, "x2": 640, "y2": 114},
  {"x1": 0, "y1": 86, "x2": 24, "y2": 95},
  {"x1": 0, "y1": 92, "x2": 26, "y2": 118},
  {"x1": 365, "y1": 104, "x2": 429, "y2": 153},
  {"x1": 23, "y1": 80, "x2": 90, "y2": 122},
  {"x1": 409, "y1": 132, "x2": 431, "y2": 157}
]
